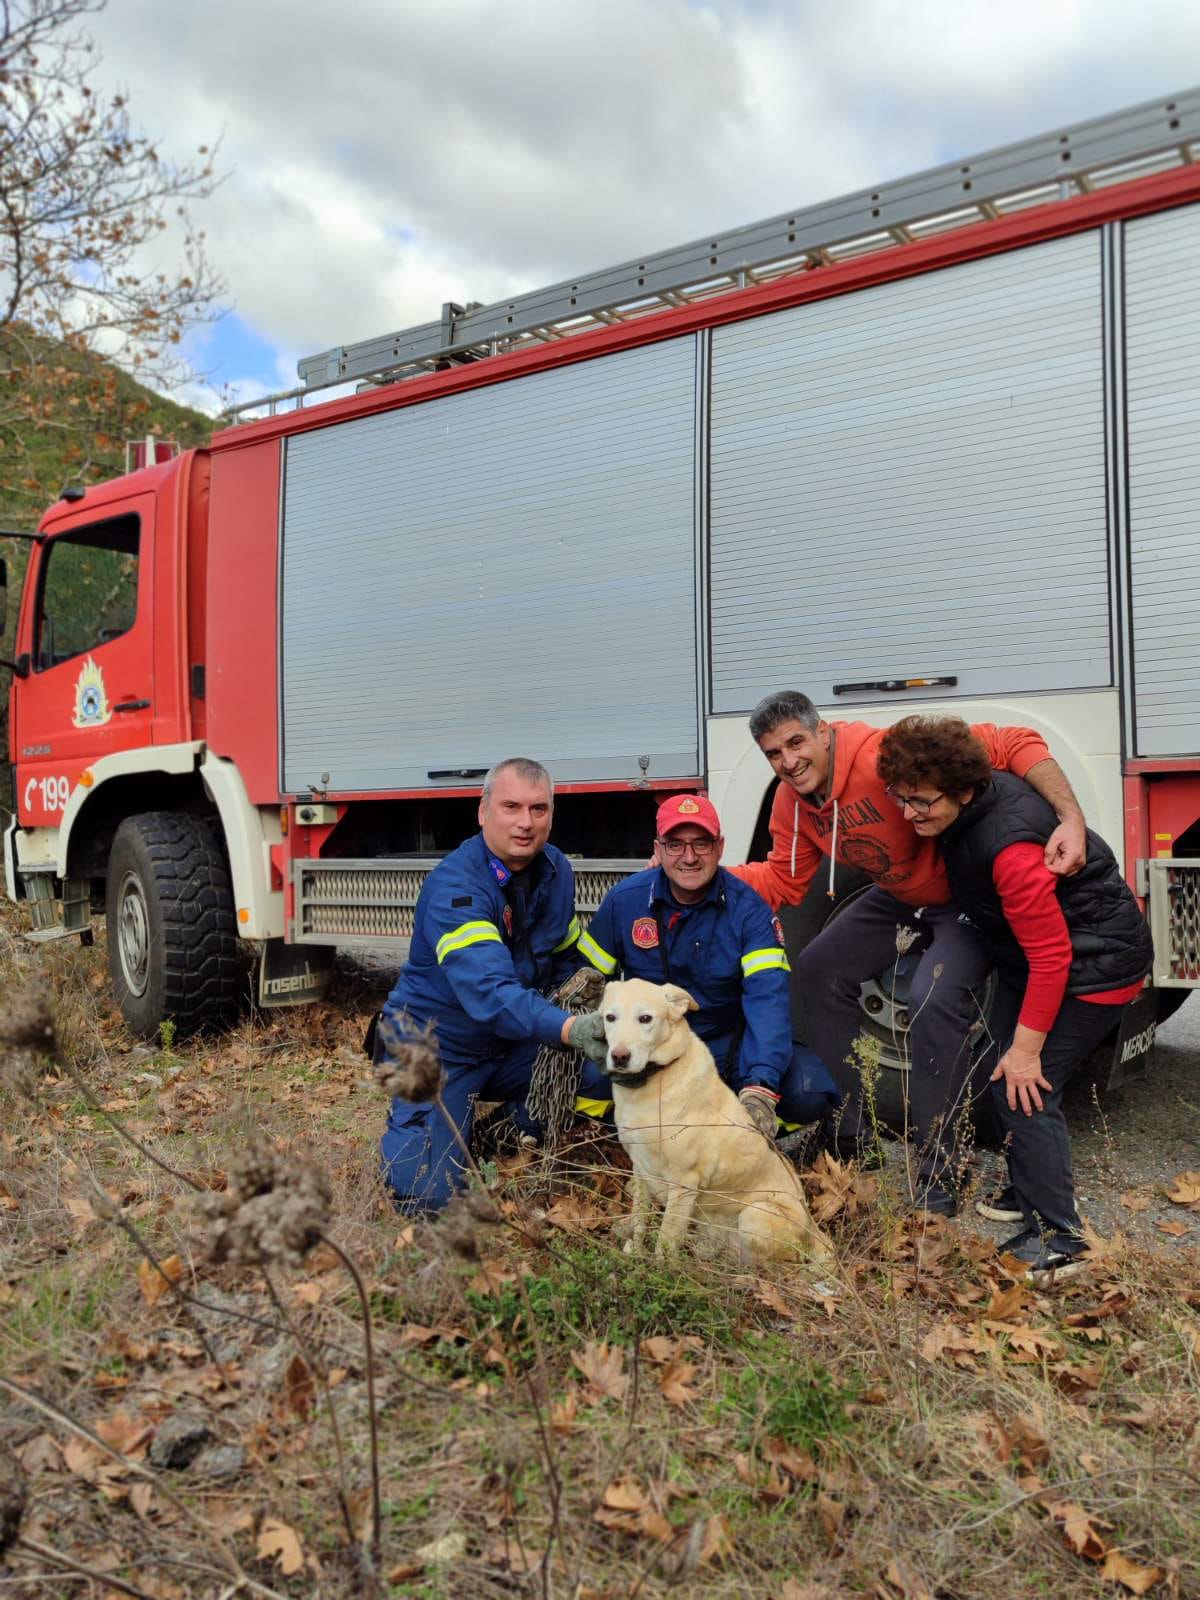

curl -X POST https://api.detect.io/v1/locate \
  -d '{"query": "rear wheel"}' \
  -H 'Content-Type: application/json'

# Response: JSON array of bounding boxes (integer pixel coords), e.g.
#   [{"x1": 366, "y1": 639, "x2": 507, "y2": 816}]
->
[
  {"x1": 105, "y1": 812, "x2": 243, "y2": 1038},
  {"x1": 784, "y1": 879, "x2": 998, "y2": 1136}
]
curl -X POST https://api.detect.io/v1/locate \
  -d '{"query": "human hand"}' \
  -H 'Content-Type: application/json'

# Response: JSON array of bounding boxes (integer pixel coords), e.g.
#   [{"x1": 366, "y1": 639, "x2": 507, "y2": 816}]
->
[
  {"x1": 566, "y1": 1010, "x2": 609, "y2": 1065},
  {"x1": 1044, "y1": 816, "x2": 1086, "y2": 876},
  {"x1": 991, "y1": 1046, "x2": 1052, "y2": 1115},
  {"x1": 738, "y1": 1086, "x2": 779, "y2": 1139}
]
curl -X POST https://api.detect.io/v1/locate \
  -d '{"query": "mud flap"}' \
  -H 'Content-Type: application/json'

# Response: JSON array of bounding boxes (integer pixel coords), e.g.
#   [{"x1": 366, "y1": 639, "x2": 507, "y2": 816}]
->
[
  {"x1": 257, "y1": 940, "x2": 335, "y2": 1007},
  {"x1": 1098, "y1": 988, "x2": 1159, "y2": 1095}
]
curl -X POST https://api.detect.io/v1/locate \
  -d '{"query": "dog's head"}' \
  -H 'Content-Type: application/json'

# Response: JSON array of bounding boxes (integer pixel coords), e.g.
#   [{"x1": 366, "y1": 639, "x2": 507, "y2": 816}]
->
[{"x1": 599, "y1": 978, "x2": 698, "y2": 1081}]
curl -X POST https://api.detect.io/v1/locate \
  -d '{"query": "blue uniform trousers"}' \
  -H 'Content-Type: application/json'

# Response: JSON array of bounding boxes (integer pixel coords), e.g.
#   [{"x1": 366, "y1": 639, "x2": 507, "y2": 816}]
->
[
  {"x1": 380, "y1": 1039, "x2": 539, "y2": 1212},
  {"x1": 574, "y1": 1039, "x2": 837, "y2": 1127}
]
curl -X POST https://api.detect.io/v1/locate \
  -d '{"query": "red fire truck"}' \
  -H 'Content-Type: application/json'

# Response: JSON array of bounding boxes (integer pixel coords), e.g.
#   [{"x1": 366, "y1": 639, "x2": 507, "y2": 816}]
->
[{"x1": 4, "y1": 89, "x2": 1200, "y2": 1078}]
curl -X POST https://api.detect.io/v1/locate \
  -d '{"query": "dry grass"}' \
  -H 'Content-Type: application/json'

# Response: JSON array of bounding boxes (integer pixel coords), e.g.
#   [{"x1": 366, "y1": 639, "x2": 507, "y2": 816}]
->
[{"x1": 1, "y1": 904, "x2": 1198, "y2": 1600}]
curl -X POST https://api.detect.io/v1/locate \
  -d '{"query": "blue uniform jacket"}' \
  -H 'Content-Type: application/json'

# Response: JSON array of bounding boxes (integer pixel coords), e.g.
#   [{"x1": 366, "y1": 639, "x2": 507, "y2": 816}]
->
[
  {"x1": 577, "y1": 866, "x2": 792, "y2": 1094},
  {"x1": 383, "y1": 834, "x2": 582, "y2": 1063}
]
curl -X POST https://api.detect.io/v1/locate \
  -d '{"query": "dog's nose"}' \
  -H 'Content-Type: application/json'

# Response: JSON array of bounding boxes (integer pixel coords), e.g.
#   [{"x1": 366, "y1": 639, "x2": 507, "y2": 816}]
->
[{"x1": 610, "y1": 1047, "x2": 631, "y2": 1066}]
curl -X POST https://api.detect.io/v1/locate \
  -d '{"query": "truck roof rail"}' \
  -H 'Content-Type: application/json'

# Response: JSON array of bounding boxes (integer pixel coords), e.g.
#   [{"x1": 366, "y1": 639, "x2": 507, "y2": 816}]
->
[{"x1": 222, "y1": 85, "x2": 1199, "y2": 424}]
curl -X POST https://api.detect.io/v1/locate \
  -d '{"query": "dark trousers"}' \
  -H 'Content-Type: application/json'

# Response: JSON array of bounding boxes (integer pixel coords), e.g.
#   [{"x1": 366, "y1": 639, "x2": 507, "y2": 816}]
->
[
  {"x1": 379, "y1": 1038, "x2": 539, "y2": 1213},
  {"x1": 985, "y1": 983, "x2": 1121, "y2": 1246},
  {"x1": 795, "y1": 887, "x2": 992, "y2": 1182}
]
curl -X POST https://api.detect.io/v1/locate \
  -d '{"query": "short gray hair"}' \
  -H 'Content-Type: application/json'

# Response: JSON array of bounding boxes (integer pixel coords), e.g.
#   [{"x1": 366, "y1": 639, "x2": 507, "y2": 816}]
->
[
  {"x1": 748, "y1": 690, "x2": 820, "y2": 742},
  {"x1": 481, "y1": 758, "x2": 554, "y2": 806}
]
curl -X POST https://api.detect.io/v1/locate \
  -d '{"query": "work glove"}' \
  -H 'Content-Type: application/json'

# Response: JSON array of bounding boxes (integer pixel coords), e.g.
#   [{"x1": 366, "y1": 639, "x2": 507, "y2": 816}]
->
[
  {"x1": 566, "y1": 1010, "x2": 609, "y2": 1066},
  {"x1": 739, "y1": 1085, "x2": 780, "y2": 1140}
]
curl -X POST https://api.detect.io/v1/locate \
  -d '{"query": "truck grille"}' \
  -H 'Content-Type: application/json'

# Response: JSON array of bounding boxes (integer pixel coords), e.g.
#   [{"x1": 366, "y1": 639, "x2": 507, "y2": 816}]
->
[
  {"x1": 1145, "y1": 858, "x2": 1200, "y2": 985},
  {"x1": 293, "y1": 857, "x2": 640, "y2": 946}
]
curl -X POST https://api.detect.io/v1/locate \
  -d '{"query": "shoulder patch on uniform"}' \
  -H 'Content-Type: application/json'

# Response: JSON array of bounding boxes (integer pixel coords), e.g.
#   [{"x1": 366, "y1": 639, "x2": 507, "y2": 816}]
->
[
  {"x1": 632, "y1": 916, "x2": 659, "y2": 949},
  {"x1": 772, "y1": 916, "x2": 786, "y2": 947},
  {"x1": 451, "y1": 895, "x2": 473, "y2": 907}
]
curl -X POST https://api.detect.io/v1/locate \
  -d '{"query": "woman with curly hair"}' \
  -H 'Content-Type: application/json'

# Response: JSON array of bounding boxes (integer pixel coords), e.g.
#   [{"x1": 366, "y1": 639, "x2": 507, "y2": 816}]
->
[{"x1": 876, "y1": 715, "x2": 1152, "y2": 1282}]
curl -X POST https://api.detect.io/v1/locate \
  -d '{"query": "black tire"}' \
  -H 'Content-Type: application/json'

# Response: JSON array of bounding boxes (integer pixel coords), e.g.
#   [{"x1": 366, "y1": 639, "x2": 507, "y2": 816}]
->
[
  {"x1": 105, "y1": 812, "x2": 242, "y2": 1039},
  {"x1": 1154, "y1": 988, "x2": 1192, "y2": 1025}
]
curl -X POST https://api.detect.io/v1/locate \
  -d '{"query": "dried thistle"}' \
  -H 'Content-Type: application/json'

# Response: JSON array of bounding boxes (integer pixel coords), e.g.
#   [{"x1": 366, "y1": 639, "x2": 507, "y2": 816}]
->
[
  {"x1": 198, "y1": 1136, "x2": 332, "y2": 1268},
  {"x1": 0, "y1": 979, "x2": 58, "y2": 1097},
  {"x1": 440, "y1": 1190, "x2": 502, "y2": 1261},
  {"x1": 373, "y1": 1013, "x2": 443, "y2": 1103},
  {"x1": 0, "y1": 1448, "x2": 25, "y2": 1555},
  {"x1": 894, "y1": 925, "x2": 920, "y2": 956}
]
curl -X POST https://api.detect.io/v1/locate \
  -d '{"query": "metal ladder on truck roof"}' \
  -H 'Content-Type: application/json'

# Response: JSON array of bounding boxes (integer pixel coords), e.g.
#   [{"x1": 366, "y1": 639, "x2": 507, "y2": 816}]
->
[{"x1": 223, "y1": 85, "x2": 1200, "y2": 423}]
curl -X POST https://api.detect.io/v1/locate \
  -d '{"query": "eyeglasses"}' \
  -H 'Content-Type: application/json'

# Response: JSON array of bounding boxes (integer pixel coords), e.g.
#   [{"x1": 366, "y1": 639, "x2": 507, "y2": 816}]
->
[
  {"x1": 656, "y1": 835, "x2": 718, "y2": 857},
  {"x1": 884, "y1": 787, "x2": 945, "y2": 816}
]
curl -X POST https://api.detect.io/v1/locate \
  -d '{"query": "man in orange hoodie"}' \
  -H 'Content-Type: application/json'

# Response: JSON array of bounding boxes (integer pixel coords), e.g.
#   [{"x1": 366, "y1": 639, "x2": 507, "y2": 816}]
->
[{"x1": 727, "y1": 690, "x2": 1087, "y2": 1214}]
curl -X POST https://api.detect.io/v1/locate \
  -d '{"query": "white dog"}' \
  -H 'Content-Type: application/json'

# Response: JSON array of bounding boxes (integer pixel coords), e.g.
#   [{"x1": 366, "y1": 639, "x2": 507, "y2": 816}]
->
[{"x1": 599, "y1": 978, "x2": 832, "y2": 1264}]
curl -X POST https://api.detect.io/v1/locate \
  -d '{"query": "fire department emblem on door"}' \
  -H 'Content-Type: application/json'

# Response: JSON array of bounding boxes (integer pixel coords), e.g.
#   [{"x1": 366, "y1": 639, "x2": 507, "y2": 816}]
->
[{"x1": 72, "y1": 655, "x2": 112, "y2": 728}]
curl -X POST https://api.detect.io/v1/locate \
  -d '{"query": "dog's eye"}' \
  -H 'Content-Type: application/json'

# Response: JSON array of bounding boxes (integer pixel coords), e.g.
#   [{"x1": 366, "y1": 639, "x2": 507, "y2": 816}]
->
[
  {"x1": 604, "y1": 1012, "x2": 616, "y2": 1022},
  {"x1": 638, "y1": 1013, "x2": 652, "y2": 1024}
]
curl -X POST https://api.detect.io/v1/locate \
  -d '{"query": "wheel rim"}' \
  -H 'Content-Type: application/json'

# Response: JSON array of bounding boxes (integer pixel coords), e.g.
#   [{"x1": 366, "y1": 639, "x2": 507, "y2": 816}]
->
[{"x1": 117, "y1": 871, "x2": 151, "y2": 998}]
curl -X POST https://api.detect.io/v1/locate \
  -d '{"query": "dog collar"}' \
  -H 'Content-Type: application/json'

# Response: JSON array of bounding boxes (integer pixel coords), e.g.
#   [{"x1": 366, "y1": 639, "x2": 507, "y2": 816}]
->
[{"x1": 606, "y1": 1057, "x2": 673, "y2": 1091}]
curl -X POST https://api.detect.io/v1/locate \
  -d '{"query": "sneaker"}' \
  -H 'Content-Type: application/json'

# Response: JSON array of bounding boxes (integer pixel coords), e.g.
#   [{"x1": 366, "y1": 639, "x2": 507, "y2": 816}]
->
[
  {"x1": 975, "y1": 1183, "x2": 1023, "y2": 1224},
  {"x1": 999, "y1": 1228, "x2": 1087, "y2": 1284},
  {"x1": 911, "y1": 1181, "x2": 958, "y2": 1218}
]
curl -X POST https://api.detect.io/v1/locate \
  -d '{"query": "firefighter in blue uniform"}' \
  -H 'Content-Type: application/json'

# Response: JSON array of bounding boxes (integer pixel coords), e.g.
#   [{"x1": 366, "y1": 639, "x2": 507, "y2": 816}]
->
[
  {"x1": 378, "y1": 757, "x2": 607, "y2": 1210},
  {"x1": 575, "y1": 793, "x2": 840, "y2": 1135}
]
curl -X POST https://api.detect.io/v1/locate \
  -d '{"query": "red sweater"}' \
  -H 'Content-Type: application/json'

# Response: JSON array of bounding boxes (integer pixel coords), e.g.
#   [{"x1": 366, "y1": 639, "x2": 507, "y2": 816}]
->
[
  {"x1": 730, "y1": 721, "x2": 1053, "y2": 911},
  {"x1": 992, "y1": 842, "x2": 1143, "y2": 1030}
]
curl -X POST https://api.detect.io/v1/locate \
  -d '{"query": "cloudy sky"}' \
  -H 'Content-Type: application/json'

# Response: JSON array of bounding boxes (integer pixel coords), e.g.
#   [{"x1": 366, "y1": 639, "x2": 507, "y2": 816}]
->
[{"x1": 85, "y1": 0, "x2": 1200, "y2": 411}]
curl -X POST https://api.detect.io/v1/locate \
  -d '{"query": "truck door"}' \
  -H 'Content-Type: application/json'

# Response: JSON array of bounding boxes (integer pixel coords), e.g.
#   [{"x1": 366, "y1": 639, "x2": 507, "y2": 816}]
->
[{"x1": 14, "y1": 498, "x2": 155, "y2": 830}]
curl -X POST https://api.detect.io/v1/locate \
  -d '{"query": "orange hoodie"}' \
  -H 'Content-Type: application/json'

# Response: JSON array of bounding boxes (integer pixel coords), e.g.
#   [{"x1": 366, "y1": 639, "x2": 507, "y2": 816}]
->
[{"x1": 728, "y1": 721, "x2": 1053, "y2": 912}]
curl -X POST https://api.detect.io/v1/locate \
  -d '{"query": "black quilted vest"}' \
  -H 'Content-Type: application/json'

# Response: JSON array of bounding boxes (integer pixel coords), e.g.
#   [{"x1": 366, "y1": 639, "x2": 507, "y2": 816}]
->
[{"x1": 940, "y1": 772, "x2": 1152, "y2": 995}]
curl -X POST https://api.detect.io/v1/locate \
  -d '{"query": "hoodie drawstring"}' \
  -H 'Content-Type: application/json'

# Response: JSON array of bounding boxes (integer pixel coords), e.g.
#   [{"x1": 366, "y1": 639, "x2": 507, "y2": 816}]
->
[
  {"x1": 827, "y1": 797, "x2": 839, "y2": 899},
  {"x1": 790, "y1": 800, "x2": 798, "y2": 881}
]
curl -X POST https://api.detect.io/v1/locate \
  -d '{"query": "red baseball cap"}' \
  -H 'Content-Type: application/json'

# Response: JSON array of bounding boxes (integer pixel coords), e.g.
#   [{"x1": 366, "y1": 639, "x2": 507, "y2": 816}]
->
[{"x1": 655, "y1": 793, "x2": 721, "y2": 838}]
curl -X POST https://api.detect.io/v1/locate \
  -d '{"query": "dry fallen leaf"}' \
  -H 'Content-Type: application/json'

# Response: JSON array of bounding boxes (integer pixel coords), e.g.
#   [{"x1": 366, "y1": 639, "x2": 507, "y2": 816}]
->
[
  {"x1": 257, "y1": 1517, "x2": 304, "y2": 1576},
  {"x1": 1120, "y1": 1190, "x2": 1153, "y2": 1213},
  {"x1": 1155, "y1": 1219, "x2": 1189, "y2": 1238},
  {"x1": 137, "y1": 1254, "x2": 183, "y2": 1306},
  {"x1": 284, "y1": 1353, "x2": 315, "y2": 1422},
  {"x1": 1050, "y1": 1500, "x2": 1111, "y2": 1562},
  {"x1": 881, "y1": 1555, "x2": 934, "y2": 1599},
  {"x1": 550, "y1": 1387, "x2": 580, "y2": 1436},
  {"x1": 1166, "y1": 1170, "x2": 1200, "y2": 1209},
  {"x1": 986, "y1": 1281, "x2": 1028, "y2": 1321},
  {"x1": 1099, "y1": 1549, "x2": 1166, "y2": 1594},
  {"x1": 572, "y1": 1339, "x2": 630, "y2": 1403},
  {"x1": 699, "y1": 1513, "x2": 734, "y2": 1565},
  {"x1": 920, "y1": 1321, "x2": 995, "y2": 1369},
  {"x1": 593, "y1": 1478, "x2": 674, "y2": 1544},
  {"x1": 658, "y1": 1358, "x2": 700, "y2": 1407}
]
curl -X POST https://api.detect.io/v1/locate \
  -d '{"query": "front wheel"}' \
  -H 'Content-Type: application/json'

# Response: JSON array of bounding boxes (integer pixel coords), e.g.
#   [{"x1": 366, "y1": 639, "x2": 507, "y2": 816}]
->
[{"x1": 105, "y1": 812, "x2": 243, "y2": 1039}]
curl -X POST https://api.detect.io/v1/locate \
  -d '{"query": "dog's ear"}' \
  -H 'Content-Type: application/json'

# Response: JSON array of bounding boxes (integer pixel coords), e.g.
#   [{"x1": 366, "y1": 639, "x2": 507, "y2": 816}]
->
[{"x1": 663, "y1": 984, "x2": 699, "y2": 1020}]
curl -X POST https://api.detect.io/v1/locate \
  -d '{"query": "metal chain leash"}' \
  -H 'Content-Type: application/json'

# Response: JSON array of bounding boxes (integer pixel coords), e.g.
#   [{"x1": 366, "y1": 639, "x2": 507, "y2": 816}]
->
[{"x1": 527, "y1": 965, "x2": 606, "y2": 1148}]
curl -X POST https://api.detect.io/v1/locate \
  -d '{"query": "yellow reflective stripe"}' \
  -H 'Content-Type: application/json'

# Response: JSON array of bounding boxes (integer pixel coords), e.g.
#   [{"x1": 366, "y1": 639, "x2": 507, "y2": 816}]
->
[
  {"x1": 741, "y1": 948, "x2": 791, "y2": 977},
  {"x1": 552, "y1": 915, "x2": 582, "y2": 953},
  {"x1": 778, "y1": 1119, "x2": 801, "y2": 1133},
  {"x1": 575, "y1": 1095, "x2": 613, "y2": 1118},
  {"x1": 577, "y1": 930, "x2": 618, "y2": 975},
  {"x1": 435, "y1": 920, "x2": 502, "y2": 963}
]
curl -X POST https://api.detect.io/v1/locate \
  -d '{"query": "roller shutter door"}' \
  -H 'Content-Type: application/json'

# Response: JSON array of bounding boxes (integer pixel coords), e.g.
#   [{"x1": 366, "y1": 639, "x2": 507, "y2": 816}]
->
[
  {"x1": 709, "y1": 233, "x2": 1111, "y2": 712},
  {"x1": 1126, "y1": 202, "x2": 1200, "y2": 756},
  {"x1": 280, "y1": 337, "x2": 700, "y2": 792}
]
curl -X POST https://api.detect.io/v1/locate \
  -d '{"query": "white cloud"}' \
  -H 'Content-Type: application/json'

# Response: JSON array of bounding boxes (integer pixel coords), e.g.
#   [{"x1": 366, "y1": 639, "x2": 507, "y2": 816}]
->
[{"x1": 84, "y1": 0, "x2": 1200, "y2": 393}]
